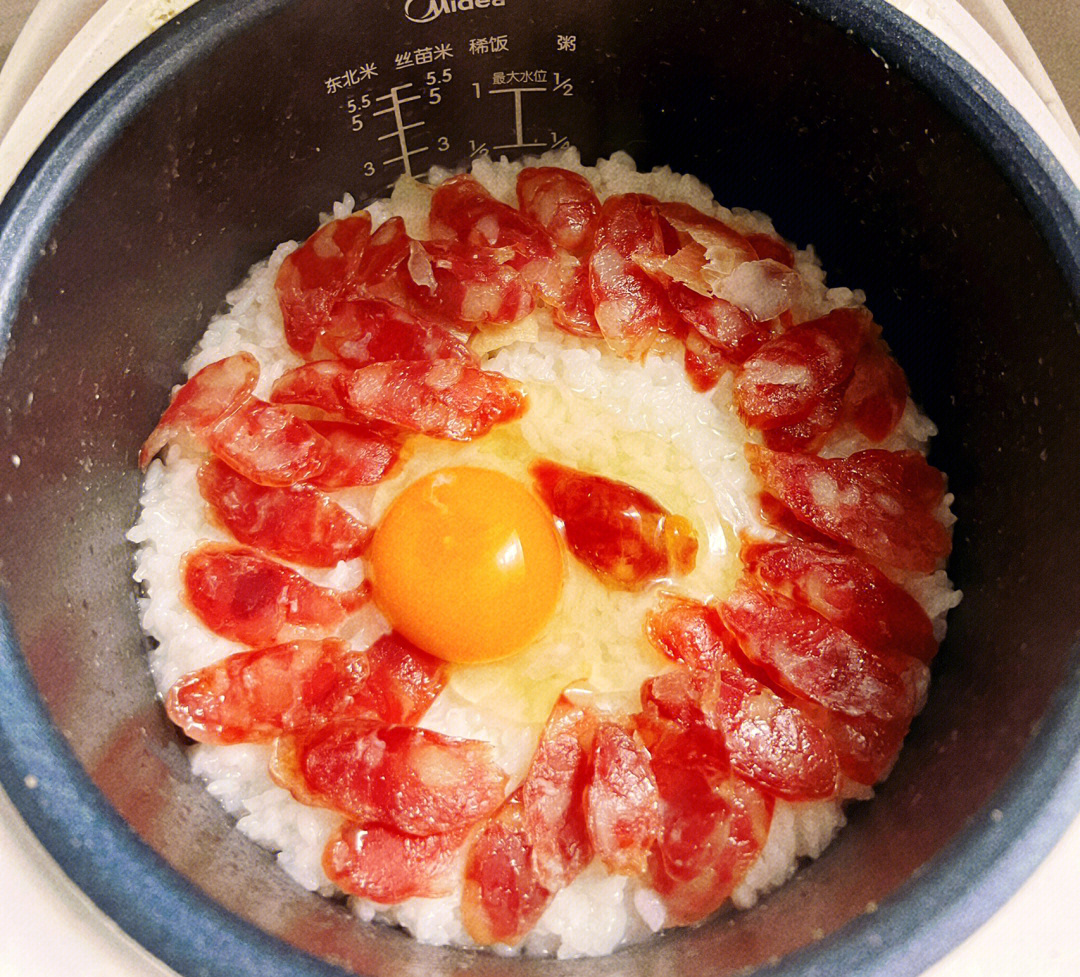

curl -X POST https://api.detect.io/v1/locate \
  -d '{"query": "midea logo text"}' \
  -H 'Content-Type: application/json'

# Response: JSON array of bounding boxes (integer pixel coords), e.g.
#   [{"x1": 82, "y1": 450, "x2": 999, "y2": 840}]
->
[{"x1": 405, "y1": 0, "x2": 507, "y2": 24}]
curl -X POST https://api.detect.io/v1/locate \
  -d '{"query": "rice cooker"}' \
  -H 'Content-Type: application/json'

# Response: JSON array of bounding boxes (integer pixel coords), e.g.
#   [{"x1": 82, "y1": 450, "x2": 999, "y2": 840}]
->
[{"x1": 0, "y1": 1, "x2": 1078, "y2": 976}]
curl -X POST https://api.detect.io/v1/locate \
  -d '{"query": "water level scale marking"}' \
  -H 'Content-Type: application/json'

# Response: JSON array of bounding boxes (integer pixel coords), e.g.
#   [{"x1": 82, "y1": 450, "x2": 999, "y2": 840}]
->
[{"x1": 373, "y1": 83, "x2": 430, "y2": 178}]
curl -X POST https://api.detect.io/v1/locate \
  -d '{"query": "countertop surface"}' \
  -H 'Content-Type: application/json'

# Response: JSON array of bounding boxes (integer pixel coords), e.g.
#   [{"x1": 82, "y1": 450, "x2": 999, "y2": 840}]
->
[
  {"x1": 999, "y1": 1, "x2": 1080, "y2": 126},
  {"x1": 0, "y1": 0, "x2": 34, "y2": 65},
  {"x1": 0, "y1": 2, "x2": 1078, "y2": 977}
]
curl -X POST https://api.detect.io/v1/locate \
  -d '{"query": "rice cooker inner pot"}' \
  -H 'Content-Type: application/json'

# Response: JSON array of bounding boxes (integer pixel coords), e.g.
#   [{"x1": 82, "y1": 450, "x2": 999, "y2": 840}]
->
[{"x1": 0, "y1": 0, "x2": 1078, "y2": 975}]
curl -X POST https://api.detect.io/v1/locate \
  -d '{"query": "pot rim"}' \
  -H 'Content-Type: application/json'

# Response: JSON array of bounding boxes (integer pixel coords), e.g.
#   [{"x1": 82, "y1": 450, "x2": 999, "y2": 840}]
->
[{"x1": 0, "y1": 1, "x2": 1078, "y2": 976}]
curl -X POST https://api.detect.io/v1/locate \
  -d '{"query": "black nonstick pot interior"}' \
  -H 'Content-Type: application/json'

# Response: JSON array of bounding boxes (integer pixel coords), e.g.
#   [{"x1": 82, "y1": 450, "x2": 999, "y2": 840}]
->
[{"x1": 1, "y1": 1, "x2": 1079, "y2": 976}]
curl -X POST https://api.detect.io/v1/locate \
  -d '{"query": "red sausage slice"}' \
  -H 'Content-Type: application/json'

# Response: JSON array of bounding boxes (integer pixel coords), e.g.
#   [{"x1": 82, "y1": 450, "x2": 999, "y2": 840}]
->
[
  {"x1": 355, "y1": 215, "x2": 536, "y2": 329},
  {"x1": 430, "y1": 173, "x2": 557, "y2": 264},
  {"x1": 197, "y1": 458, "x2": 371, "y2": 566},
  {"x1": 530, "y1": 459, "x2": 698, "y2": 590},
  {"x1": 303, "y1": 419, "x2": 402, "y2": 489},
  {"x1": 421, "y1": 238, "x2": 538, "y2": 326},
  {"x1": 814, "y1": 708, "x2": 911, "y2": 786},
  {"x1": 746, "y1": 444, "x2": 951, "y2": 572},
  {"x1": 317, "y1": 297, "x2": 475, "y2": 367},
  {"x1": 206, "y1": 398, "x2": 335, "y2": 487},
  {"x1": 648, "y1": 594, "x2": 912, "y2": 790},
  {"x1": 682, "y1": 326, "x2": 729, "y2": 392},
  {"x1": 645, "y1": 595, "x2": 839, "y2": 801},
  {"x1": 668, "y1": 282, "x2": 769, "y2": 366},
  {"x1": 841, "y1": 338, "x2": 909, "y2": 442},
  {"x1": 645, "y1": 594, "x2": 742, "y2": 674},
  {"x1": 271, "y1": 722, "x2": 508, "y2": 835},
  {"x1": 637, "y1": 670, "x2": 731, "y2": 777},
  {"x1": 742, "y1": 540, "x2": 937, "y2": 664},
  {"x1": 589, "y1": 194, "x2": 683, "y2": 357},
  {"x1": 637, "y1": 684, "x2": 771, "y2": 926},
  {"x1": 181, "y1": 543, "x2": 370, "y2": 647},
  {"x1": 461, "y1": 793, "x2": 553, "y2": 946},
  {"x1": 759, "y1": 387, "x2": 846, "y2": 453},
  {"x1": 421, "y1": 172, "x2": 584, "y2": 329},
  {"x1": 429, "y1": 174, "x2": 587, "y2": 325},
  {"x1": 266, "y1": 378, "x2": 404, "y2": 486},
  {"x1": 517, "y1": 167, "x2": 602, "y2": 257},
  {"x1": 165, "y1": 632, "x2": 446, "y2": 744},
  {"x1": 650, "y1": 772, "x2": 772, "y2": 927},
  {"x1": 348, "y1": 631, "x2": 450, "y2": 726},
  {"x1": 354, "y1": 215, "x2": 412, "y2": 289},
  {"x1": 139, "y1": 353, "x2": 259, "y2": 468},
  {"x1": 337, "y1": 359, "x2": 528, "y2": 441},
  {"x1": 548, "y1": 262, "x2": 602, "y2": 338},
  {"x1": 757, "y1": 492, "x2": 841, "y2": 547},
  {"x1": 345, "y1": 215, "x2": 415, "y2": 315},
  {"x1": 520, "y1": 696, "x2": 597, "y2": 889},
  {"x1": 734, "y1": 307, "x2": 869, "y2": 433},
  {"x1": 269, "y1": 360, "x2": 355, "y2": 416},
  {"x1": 584, "y1": 721, "x2": 660, "y2": 877},
  {"x1": 323, "y1": 821, "x2": 470, "y2": 904},
  {"x1": 276, "y1": 212, "x2": 373, "y2": 354},
  {"x1": 720, "y1": 582, "x2": 915, "y2": 721},
  {"x1": 166, "y1": 638, "x2": 367, "y2": 744},
  {"x1": 699, "y1": 664, "x2": 840, "y2": 801},
  {"x1": 785, "y1": 697, "x2": 909, "y2": 787}
]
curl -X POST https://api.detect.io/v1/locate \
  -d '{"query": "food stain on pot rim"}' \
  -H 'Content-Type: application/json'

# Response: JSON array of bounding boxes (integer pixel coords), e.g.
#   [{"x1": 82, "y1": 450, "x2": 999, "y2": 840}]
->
[{"x1": 128, "y1": 147, "x2": 960, "y2": 958}]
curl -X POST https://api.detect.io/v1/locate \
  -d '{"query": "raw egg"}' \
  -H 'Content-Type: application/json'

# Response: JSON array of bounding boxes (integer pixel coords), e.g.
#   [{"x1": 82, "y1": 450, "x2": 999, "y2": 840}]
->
[{"x1": 369, "y1": 466, "x2": 564, "y2": 664}]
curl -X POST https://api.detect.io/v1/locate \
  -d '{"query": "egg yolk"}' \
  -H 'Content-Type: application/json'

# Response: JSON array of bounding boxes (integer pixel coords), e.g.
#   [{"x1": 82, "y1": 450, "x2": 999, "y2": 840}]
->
[{"x1": 369, "y1": 466, "x2": 564, "y2": 664}]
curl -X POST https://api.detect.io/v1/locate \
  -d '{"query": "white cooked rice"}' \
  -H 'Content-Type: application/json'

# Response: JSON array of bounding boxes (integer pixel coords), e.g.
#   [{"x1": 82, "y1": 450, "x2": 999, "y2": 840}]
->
[{"x1": 128, "y1": 148, "x2": 960, "y2": 958}]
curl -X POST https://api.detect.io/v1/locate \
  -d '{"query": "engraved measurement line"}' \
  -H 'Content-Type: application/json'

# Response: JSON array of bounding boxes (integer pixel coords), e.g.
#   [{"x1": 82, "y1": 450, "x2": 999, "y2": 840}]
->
[
  {"x1": 378, "y1": 122, "x2": 425, "y2": 138},
  {"x1": 373, "y1": 84, "x2": 426, "y2": 179},
  {"x1": 382, "y1": 146, "x2": 431, "y2": 166},
  {"x1": 488, "y1": 86, "x2": 548, "y2": 150}
]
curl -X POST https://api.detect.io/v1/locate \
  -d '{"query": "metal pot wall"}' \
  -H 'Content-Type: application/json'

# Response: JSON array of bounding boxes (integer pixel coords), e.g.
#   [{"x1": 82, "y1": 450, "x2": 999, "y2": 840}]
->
[{"x1": 0, "y1": 1, "x2": 1078, "y2": 975}]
